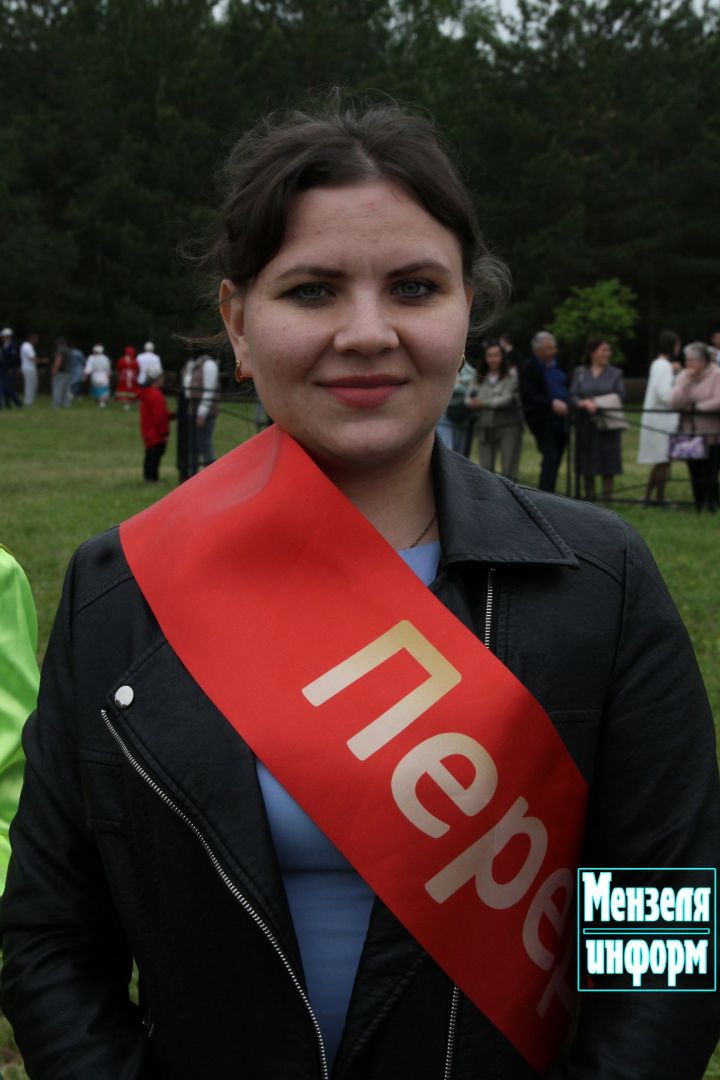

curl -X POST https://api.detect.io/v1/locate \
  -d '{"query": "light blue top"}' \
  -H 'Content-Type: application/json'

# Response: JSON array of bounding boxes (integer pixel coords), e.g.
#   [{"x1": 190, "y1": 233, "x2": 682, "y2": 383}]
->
[{"x1": 256, "y1": 540, "x2": 441, "y2": 1065}]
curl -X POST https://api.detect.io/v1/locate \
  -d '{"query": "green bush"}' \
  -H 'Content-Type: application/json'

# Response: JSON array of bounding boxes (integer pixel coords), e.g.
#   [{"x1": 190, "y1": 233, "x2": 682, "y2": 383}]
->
[{"x1": 550, "y1": 278, "x2": 639, "y2": 364}]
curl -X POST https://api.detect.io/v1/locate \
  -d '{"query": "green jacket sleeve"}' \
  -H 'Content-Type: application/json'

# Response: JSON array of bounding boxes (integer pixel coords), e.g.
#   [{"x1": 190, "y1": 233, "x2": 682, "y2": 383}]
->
[{"x1": 0, "y1": 547, "x2": 39, "y2": 891}]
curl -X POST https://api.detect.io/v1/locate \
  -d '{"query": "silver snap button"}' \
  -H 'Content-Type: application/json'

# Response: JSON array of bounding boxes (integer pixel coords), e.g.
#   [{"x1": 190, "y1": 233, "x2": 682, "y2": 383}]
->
[{"x1": 114, "y1": 685, "x2": 134, "y2": 709}]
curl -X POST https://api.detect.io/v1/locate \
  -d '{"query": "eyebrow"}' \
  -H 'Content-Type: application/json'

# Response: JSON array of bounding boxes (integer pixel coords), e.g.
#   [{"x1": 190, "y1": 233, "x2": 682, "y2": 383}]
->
[{"x1": 272, "y1": 259, "x2": 453, "y2": 283}]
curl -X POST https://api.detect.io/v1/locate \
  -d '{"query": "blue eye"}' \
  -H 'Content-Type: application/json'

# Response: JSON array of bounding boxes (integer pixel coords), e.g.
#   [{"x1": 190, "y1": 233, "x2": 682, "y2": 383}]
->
[
  {"x1": 289, "y1": 283, "x2": 330, "y2": 301},
  {"x1": 394, "y1": 280, "x2": 436, "y2": 298}
]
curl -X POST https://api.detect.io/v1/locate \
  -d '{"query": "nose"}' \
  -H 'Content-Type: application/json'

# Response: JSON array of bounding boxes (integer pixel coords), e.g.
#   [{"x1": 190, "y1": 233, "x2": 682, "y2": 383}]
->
[{"x1": 333, "y1": 294, "x2": 400, "y2": 356}]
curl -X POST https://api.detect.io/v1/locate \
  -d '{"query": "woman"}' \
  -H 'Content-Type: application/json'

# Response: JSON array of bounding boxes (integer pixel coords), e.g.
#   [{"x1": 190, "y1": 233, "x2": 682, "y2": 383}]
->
[
  {"x1": 116, "y1": 345, "x2": 140, "y2": 408},
  {"x1": 669, "y1": 341, "x2": 720, "y2": 512},
  {"x1": 637, "y1": 330, "x2": 681, "y2": 505},
  {"x1": 83, "y1": 343, "x2": 112, "y2": 407},
  {"x1": 570, "y1": 337, "x2": 626, "y2": 501},
  {"x1": 2, "y1": 104, "x2": 719, "y2": 1080},
  {"x1": 465, "y1": 339, "x2": 523, "y2": 480}
]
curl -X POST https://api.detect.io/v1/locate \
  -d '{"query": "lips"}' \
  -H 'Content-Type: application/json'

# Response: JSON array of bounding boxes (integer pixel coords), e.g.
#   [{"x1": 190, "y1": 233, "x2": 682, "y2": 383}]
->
[{"x1": 321, "y1": 373, "x2": 406, "y2": 408}]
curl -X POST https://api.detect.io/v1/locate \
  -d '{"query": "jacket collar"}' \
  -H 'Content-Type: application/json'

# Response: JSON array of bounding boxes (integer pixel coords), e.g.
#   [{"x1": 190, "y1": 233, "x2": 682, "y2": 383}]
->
[{"x1": 432, "y1": 438, "x2": 579, "y2": 568}]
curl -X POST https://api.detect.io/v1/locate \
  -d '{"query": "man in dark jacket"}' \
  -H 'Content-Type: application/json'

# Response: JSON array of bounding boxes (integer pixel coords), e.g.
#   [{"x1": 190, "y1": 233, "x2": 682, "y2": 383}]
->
[
  {"x1": 518, "y1": 331, "x2": 569, "y2": 493},
  {"x1": 0, "y1": 328, "x2": 22, "y2": 409}
]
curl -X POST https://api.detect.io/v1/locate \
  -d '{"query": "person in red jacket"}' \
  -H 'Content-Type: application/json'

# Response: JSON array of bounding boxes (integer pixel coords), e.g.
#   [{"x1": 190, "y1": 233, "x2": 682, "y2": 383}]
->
[
  {"x1": 138, "y1": 367, "x2": 175, "y2": 483},
  {"x1": 115, "y1": 345, "x2": 140, "y2": 409}
]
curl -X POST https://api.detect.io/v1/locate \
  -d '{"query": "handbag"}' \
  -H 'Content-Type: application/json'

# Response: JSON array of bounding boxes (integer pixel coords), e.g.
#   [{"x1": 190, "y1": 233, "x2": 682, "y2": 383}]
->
[
  {"x1": 591, "y1": 392, "x2": 629, "y2": 431},
  {"x1": 669, "y1": 433, "x2": 709, "y2": 460}
]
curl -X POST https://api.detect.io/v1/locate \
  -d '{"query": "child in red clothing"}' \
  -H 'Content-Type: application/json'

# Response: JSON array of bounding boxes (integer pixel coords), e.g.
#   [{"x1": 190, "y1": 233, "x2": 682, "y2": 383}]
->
[
  {"x1": 138, "y1": 368, "x2": 175, "y2": 482},
  {"x1": 115, "y1": 345, "x2": 140, "y2": 409}
]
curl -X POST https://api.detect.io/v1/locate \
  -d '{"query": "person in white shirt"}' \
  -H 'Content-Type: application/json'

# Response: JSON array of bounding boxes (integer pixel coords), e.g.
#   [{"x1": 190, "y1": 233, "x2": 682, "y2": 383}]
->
[
  {"x1": 20, "y1": 335, "x2": 39, "y2": 406},
  {"x1": 137, "y1": 342, "x2": 163, "y2": 386},
  {"x1": 637, "y1": 330, "x2": 681, "y2": 505},
  {"x1": 182, "y1": 353, "x2": 220, "y2": 472},
  {"x1": 83, "y1": 345, "x2": 112, "y2": 407}
]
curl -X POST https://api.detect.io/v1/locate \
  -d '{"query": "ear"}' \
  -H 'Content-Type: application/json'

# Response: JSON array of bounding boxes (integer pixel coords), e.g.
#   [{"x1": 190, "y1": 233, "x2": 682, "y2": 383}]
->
[
  {"x1": 219, "y1": 279, "x2": 253, "y2": 378},
  {"x1": 464, "y1": 286, "x2": 474, "y2": 312}
]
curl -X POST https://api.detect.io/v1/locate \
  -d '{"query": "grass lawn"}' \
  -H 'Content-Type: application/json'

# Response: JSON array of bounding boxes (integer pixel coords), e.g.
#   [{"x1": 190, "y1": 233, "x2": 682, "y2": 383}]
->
[{"x1": 1, "y1": 393, "x2": 719, "y2": 1077}]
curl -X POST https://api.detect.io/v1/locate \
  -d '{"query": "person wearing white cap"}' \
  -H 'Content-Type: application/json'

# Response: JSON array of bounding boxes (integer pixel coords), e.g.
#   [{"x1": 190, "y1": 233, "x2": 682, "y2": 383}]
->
[
  {"x1": 137, "y1": 341, "x2": 163, "y2": 386},
  {"x1": 83, "y1": 345, "x2": 112, "y2": 407}
]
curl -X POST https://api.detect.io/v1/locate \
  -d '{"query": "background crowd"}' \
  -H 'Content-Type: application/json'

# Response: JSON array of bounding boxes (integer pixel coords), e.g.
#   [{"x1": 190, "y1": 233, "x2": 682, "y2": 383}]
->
[
  {"x1": 438, "y1": 327, "x2": 720, "y2": 512},
  {"x1": 0, "y1": 329, "x2": 221, "y2": 485},
  {"x1": 3, "y1": 323, "x2": 720, "y2": 509}
]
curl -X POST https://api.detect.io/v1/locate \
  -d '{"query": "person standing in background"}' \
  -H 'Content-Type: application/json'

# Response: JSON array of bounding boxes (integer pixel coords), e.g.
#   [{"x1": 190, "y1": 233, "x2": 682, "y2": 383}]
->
[
  {"x1": 637, "y1": 330, "x2": 681, "y2": 506},
  {"x1": 570, "y1": 337, "x2": 626, "y2": 502},
  {"x1": 670, "y1": 341, "x2": 720, "y2": 513},
  {"x1": 84, "y1": 345, "x2": 112, "y2": 407},
  {"x1": 69, "y1": 343, "x2": 86, "y2": 399},
  {"x1": 183, "y1": 352, "x2": 220, "y2": 472},
  {"x1": 115, "y1": 346, "x2": 140, "y2": 409},
  {"x1": 0, "y1": 545, "x2": 39, "y2": 892},
  {"x1": 138, "y1": 366, "x2": 175, "y2": 483},
  {"x1": 51, "y1": 338, "x2": 74, "y2": 408},
  {"x1": 518, "y1": 331, "x2": 569, "y2": 491},
  {"x1": 137, "y1": 341, "x2": 163, "y2": 386},
  {"x1": 465, "y1": 339, "x2": 523, "y2": 480},
  {"x1": 20, "y1": 334, "x2": 39, "y2": 407},
  {"x1": 0, "y1": 329, "x2": 22, "y2": 410}
]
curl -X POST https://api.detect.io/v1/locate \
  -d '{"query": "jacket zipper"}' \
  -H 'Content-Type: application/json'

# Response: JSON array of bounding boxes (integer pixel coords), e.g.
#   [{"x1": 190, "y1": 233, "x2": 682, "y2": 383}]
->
[
  {"x1": 484, "y1": 567, "x2": 496, "y2": 650},
  {"x1": 100, "y1": 708, "x2": 329, "y2": 1080},
  {"x1": 443, "y1": 985, "x2": 460, "y2": 1080},
  {"x1": 444, "y1": 568, "x2": 496, "y2": 1079}
]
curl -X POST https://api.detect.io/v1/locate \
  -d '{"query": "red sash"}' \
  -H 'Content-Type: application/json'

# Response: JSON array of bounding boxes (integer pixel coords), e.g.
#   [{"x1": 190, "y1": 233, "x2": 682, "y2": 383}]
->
[{"x1": 120, "y1": 426, "x2": 588, "y2": 1073}]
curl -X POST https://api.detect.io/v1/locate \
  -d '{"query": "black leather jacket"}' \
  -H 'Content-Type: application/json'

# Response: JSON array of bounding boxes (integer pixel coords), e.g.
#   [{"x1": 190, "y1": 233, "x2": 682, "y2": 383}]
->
[{"x1": 2, "y1": 442, "x2": 719, "y2": 1079}]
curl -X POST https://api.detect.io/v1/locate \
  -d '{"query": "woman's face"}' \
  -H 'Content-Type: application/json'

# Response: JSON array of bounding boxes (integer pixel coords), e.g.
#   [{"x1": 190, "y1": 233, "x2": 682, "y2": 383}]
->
[
  {"x1": 591, "y1": 342, "x2": 612, "y2": 367},
  {"x1": 485, "y1": 345, "x2": 503, "y2": 372},
  {"x1": 221, "y1": 181, "x2": 473, "y2": 472},
  {"x1": 685, "y1": 353, "x2": 708, "y2": 377}
]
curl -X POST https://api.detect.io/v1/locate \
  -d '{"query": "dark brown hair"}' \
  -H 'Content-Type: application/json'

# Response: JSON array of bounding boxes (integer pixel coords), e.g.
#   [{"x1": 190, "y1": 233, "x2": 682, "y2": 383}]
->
[
  {"x1": 477, "y1": 339, "x2": 510, "y2": 378},
  {"x1": 657, "y1": 330, "x2": 680, "y2": 358},
  {"x1": 203, "y1": 98, "x2": 510, "y2": 334},
  {"x1": 582, "y1": 335, "x2": 611, "y2": 364}
]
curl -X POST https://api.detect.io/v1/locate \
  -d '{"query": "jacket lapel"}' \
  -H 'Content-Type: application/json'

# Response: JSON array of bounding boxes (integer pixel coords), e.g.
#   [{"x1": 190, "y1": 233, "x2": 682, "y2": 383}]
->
[
  {"x1": 432, "y1": 439, "x2": 579, "y2": 569},
  {"x1": 104, "y1": 635, "x2": 302, "y2": 973}
]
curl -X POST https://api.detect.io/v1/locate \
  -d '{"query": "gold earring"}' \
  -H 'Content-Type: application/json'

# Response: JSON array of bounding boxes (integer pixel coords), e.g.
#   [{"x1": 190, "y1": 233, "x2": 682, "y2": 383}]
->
[
  {"x1": 458, "y1": 353, "x2": 466, "y2": 373},
  {"x1": 234, "y1": 359, "x2": 248, "y2": 383}
]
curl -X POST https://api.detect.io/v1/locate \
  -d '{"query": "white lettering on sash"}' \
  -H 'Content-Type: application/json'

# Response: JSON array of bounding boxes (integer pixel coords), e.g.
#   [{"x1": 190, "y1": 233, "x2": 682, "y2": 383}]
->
[
  {"x1": 425, "y1": 797, "x2": 548, "y2": 909},
  {"x1": 302, "y1": 620, "x2": 461, "y2": 760},
  {"x1": 522, "y1": 868, "x2": 573, "y2": 970},
  {"x1": 302, "y1": 620, "x2": 573, "y2": 1016},
  {"x1": 391, "y1": 732, "x2": 498, "y2": 838}
]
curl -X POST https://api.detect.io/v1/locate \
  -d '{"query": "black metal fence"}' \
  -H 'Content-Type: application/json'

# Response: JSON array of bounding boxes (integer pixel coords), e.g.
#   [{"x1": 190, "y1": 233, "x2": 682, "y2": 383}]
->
[
  {"x1": 171, "y1": 379, "x2": 718, "y2": 510},
  {"x1": 174, "y1": 380, "x2": 270, "y2": 482},
  {"x1": 442, "y1": 404, "x2": 720, "y2": 508},
  {"x1": 564, "y1": 405, "x2": 720, "y2": 507}
]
